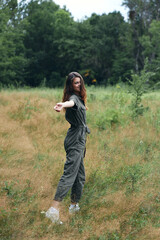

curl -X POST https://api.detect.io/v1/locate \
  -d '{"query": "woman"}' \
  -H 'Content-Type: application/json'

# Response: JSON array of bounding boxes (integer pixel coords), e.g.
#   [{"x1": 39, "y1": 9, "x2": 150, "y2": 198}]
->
[{"x1": 45, "y1": 72, "x2": 90, "y2": 224}]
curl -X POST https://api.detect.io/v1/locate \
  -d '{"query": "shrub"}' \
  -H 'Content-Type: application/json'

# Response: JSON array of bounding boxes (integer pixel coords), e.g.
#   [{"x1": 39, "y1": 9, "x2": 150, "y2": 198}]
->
[
  {"x1": 128, "y1": 58, "x2": 155, "y2": 118},
  {"x1": 96, "y1": 109, "x2": 120, "y2": 130}
]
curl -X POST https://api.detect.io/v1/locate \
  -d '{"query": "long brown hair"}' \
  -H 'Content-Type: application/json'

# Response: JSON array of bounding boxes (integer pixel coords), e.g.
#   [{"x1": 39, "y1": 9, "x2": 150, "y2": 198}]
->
[{"x1": 62, "y1": 72, "x2": 87, "y2": 104}]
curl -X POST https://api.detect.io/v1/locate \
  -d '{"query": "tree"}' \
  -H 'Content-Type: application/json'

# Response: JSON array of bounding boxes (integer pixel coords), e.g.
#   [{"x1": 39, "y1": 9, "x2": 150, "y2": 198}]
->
[
  {"x1": 80, "y1": 12, "x2": 134, "y2": 85},
  {"x1": 128, "y1": 58, "x2": 155, "y2": 118},
  {"x1": 122, "y1": 0, "x2": 160, "y2": 72},
  {"x1": 0, "y1": 0, "x2": 27, "y2": 86},
  {"x1": 140, "y1": 20, "x2": 160, "y2": 86}
]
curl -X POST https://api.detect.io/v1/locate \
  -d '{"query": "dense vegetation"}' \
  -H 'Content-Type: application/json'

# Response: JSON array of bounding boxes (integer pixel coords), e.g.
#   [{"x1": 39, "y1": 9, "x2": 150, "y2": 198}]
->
[
  {"x1": 0, "y1": 0, "x2": 160, "y2": 87},
  {"x1": 0, "y1": 87, "x2": 160, "y2": 239}
]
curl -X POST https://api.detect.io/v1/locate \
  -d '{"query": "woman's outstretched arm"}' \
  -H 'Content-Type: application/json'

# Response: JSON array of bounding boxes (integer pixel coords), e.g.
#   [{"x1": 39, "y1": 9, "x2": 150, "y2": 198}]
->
[{"x1": 54, "y1": 100, "x2": 74, "y2": 112}]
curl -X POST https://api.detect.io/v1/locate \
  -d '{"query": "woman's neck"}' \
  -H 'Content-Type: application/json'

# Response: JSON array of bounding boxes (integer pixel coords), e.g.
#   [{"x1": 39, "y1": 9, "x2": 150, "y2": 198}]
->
[{"x1": 73, "y1": 91, "x2": 80, "y2": 96}]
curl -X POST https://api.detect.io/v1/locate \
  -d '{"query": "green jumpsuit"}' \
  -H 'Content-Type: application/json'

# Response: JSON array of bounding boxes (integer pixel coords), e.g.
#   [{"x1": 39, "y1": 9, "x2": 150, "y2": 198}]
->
[{"x1": 54, "y1": 94, "x2": 90, "y2": 203}]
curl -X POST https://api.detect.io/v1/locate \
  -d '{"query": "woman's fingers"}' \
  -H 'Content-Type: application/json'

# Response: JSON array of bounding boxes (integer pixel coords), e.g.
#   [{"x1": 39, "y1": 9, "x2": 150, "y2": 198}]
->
[{"x1": 54, "y1": 103, "x2": 63, "y2": 112}]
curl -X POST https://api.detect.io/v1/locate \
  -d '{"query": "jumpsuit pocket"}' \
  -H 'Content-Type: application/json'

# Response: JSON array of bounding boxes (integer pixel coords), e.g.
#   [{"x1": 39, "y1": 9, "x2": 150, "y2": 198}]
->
[
  {"x1": 64, "y1": 128, "x2": 80, "y2": 151},
  {"x1": 78, "y1": 128, "x2": 86, "y2": 146}
]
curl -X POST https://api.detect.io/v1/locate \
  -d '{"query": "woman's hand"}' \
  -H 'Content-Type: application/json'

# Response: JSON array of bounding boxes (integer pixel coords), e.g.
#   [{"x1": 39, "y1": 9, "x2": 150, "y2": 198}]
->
[
  {"x1": 54, "y1": 102, "x2": 64, "y2": 112},
  {"x1": 54, "y1": 100, "x2": 75, "y2": 112}
]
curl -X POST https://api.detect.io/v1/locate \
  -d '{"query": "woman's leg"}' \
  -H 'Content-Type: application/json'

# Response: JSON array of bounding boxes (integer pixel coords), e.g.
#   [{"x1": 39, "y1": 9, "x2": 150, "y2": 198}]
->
[
  {"x1": 51, "y1": 200, "x2": 60, "y2": 210},
  {"x1": 69, "y1": 158, "x2": 85, "y2": 213},
  {"x1": 54, "y1": 148, "x2": 84, "y2": 202},
  {"x1": 70, "y1": 158, "x2": 85, "y2": 203},
  {"x1": 46, "y1": 149, "x2": 84, "y2": 222}
]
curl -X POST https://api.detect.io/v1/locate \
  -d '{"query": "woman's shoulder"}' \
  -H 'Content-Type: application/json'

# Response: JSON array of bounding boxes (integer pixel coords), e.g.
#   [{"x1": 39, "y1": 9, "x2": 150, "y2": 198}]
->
[
  {"x1": 69, "y1": 94, "x2": 83, "y2": 109},
  {"x1": 69, "y1": 94, "x2": 81, "y2": 101}
]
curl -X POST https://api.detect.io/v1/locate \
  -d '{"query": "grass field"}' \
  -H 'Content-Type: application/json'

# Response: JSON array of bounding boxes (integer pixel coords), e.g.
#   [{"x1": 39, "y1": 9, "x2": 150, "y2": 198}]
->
[{"x1": 0, "y1": 86, "x2": 160, "y2": 240}]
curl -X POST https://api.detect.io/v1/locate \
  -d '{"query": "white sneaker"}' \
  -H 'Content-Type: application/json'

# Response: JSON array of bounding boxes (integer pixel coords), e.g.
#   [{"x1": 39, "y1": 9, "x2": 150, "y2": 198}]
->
[
  {"x1": 69, "y1": 204, "x2": 80, "y2": 214},
  {"x1": 45, "y1": 207, "x2": 62, "y2": 224}
]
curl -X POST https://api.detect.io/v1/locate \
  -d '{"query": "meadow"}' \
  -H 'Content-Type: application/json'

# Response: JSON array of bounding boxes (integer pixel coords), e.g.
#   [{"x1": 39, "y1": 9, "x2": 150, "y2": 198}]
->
[{"x1": 0, "y1": 86, "x2": 160, "y2": 240}]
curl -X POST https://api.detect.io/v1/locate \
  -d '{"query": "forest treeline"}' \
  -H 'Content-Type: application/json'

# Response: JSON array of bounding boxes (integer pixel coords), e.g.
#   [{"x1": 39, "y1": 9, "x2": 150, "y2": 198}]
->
[{"x1": 0, "y1": 0, "x2": 160, "y2": 87}]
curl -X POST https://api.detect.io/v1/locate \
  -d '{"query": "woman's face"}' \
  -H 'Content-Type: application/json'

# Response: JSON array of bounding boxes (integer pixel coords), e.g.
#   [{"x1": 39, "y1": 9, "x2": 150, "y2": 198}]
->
[{"x1": 72, "y1": 77, "x2": 81, "y2": 94}]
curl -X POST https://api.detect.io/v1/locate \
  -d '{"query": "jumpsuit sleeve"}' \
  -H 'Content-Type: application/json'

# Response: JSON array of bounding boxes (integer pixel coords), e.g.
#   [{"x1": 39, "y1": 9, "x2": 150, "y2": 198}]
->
[{"x1": 69, "y1": 95, "x2": 80, "y2": 110}]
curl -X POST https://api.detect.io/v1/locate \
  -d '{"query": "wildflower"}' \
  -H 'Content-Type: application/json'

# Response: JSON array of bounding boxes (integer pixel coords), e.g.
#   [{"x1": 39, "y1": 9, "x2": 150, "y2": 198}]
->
[
  {"x1": 84, "y1": 72, "x2": 89, "y2": 77},
  {"x1": 92, "y1": 79, "x2": 97, "y2": 83}
]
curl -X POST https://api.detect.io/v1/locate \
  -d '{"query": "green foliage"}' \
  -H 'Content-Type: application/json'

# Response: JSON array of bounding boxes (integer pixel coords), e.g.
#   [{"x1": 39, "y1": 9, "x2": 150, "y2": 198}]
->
[
  {"x1": 95, "y1": 109, "x2": 120, "y2": 130},
  {"x1": 83, "y1": 12, "x2": 133, "y2": 85},
  {"x1": 123, "y1": 0, "x2": 160, "y2": 73},
  {"x1": 0, "y1": 0, "x2": 160, "y2": 87},
  {"x1": 112, "y1": 85, "x2": 130, "y2": 108},
  {"x1": 0, "y1": 0, "x2": 27, "y2": 86},
  {"x1": 80, "y1": 69, "x2": 97, "y2": 85},
  {"x1": 47, "y1": 72, "x2": 64, "y2": 88},
  {"x1": 140, "y1": 20, "x2": 160, "y2": 87},
  {"x1": 128, "y1": 58, "x2": 155, "y2": 118}
]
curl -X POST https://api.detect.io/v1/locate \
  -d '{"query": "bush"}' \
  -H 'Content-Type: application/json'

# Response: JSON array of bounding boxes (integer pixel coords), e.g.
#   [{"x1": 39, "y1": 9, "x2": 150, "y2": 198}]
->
[
  {"x1": 128, "y1": 58, "x2": 155, "y2": 118},
  {"x1": 95, "y1": 109, "x2": 120, "y2": 130}
]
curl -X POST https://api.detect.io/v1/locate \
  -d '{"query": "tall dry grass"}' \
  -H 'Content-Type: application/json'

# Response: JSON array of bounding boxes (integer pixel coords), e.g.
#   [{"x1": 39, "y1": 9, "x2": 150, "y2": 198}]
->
[{"x1": 0, "y1": 87, "x2": 160, "y2": 240}]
